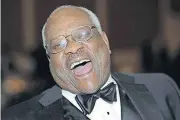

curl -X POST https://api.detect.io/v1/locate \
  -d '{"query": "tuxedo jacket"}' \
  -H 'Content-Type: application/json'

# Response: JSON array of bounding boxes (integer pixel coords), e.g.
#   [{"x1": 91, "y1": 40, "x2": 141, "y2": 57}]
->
[{"x1": 2, "y1": 73, "x2": 180, "y2": 120}]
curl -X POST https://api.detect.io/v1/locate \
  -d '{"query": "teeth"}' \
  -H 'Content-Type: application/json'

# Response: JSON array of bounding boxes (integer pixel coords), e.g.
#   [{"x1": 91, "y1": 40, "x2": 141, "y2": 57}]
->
[{"x1": 70, "y1": 59, "x2": 90, "y2": 69}]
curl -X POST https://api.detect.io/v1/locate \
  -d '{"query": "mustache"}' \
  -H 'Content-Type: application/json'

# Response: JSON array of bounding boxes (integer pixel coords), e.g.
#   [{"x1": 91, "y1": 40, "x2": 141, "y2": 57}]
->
[{"x1": 66, "y1": 47, "x2": 84, "y2": 60}]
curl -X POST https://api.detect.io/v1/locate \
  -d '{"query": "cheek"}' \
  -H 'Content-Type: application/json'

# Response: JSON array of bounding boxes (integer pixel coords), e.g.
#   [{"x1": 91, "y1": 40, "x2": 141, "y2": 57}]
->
[
  {"x1": 51, "y1": 54, "x2": 64, "y2": 68},
  {"x1": 88, "y1": 39, "x2": 105, "y2": 52},
  {"x1": 86, "y1": 39, "x2": 110, "y2": 65},
  {"x1": 97, "y1": 42, "x2": 109, "y2": 59}
]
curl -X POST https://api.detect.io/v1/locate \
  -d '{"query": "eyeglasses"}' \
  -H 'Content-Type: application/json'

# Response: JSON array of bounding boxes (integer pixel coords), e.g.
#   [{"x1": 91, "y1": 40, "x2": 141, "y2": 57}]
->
[{"x1": 45, "y1": 25, "x2": 96, "y2": 54}]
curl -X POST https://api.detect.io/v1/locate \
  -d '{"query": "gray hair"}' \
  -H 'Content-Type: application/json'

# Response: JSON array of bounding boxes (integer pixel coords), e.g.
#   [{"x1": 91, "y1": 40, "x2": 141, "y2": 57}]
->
[{"x1": 42, "y1": 5, "x2": 102, "y2": 51}]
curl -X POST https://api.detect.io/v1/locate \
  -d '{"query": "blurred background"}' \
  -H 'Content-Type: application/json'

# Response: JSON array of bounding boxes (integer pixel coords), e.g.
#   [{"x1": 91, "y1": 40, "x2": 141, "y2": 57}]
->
[{"x1": 1, "y1": 0, "x2": 180, "y2": 110}]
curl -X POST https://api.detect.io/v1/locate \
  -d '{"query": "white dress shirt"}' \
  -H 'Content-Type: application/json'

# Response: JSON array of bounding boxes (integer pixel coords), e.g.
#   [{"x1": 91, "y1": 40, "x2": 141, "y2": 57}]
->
[{"x1": 62, "y1": 75, "x2": 121, "y2": 120}]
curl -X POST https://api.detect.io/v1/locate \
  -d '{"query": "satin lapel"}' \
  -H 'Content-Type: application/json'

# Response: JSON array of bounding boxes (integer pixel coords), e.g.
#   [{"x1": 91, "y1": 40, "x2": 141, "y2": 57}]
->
[
  {"x1": 112, "y1": 72, "x2": 165, "y2": 120},
  {"x1": 35, "y1": 99, "x2": 64, "y2": 120},
  {"x1": 62, "y1": 96, "x2": 90, "y2": 120},
  {"x1": 37, "y1": 85, "x2": 89, "y2": 120},
  {"x1": 36, "y1": 97, "x2": 89, "y2": 120}
]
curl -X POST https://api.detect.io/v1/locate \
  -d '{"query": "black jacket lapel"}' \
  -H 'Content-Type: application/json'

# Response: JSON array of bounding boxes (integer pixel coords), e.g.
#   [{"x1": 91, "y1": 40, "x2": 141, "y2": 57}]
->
[
  {"x1": 37, "y1": 85, "x2": 89, "y2": 120},
  {"x1": 62, "y1": 96, "x2": 90, "y2": 120},
  {"x1": 35, "y1": 99, "x2": 64, "y2": 120},
  {"x1": 112, "y1": 72, "x2": 165, "y2": 120}
]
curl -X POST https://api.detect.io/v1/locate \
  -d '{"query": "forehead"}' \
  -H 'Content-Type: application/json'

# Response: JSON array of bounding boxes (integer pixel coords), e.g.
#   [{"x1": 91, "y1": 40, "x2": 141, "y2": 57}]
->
[{"x1": 45, "y1": 8, "x2": 92, "y2": 41}]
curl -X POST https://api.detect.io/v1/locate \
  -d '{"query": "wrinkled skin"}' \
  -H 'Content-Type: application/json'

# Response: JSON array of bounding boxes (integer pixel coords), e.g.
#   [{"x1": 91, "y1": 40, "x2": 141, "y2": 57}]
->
[{"x1": 44, "y1": 8, "x2": 111, "y2": 94}]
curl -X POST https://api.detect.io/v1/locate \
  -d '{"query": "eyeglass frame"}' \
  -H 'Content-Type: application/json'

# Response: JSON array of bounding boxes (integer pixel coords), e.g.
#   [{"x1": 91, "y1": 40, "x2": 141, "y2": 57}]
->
[{"x1": 45, "y1": 25, "x2": 97, "y2": 54}]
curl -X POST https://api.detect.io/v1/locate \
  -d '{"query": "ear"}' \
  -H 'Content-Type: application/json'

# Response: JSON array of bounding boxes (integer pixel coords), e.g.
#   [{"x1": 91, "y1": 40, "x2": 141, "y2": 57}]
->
[{"x1": 101, "y1": 32, "x2": 111, "y2": 54}]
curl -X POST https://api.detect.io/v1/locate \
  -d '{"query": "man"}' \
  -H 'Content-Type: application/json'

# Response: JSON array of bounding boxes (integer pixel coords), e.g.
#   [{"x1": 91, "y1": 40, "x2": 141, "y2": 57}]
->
[{"x1": 2, "y1": 5, "x2": 180, "y2": 120}]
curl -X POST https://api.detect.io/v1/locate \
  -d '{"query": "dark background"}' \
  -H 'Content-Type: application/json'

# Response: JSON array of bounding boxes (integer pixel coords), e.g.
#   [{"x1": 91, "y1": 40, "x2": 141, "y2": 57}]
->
[{"x1": 1, "y1": 0, "x2": 180, "y2": 110}]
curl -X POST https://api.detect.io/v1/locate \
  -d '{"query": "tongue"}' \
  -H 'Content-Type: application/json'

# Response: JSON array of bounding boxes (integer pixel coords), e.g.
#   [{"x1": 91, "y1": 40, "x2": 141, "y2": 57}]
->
[{"x1": 73, "y1": 62, "x2": 92, "y2": 76}]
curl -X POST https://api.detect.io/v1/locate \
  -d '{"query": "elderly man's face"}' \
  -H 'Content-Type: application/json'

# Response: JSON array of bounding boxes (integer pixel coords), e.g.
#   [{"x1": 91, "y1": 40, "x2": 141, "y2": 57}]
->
[{"x1": 45, "y1": 8, "x2": 111, "y2": 94}]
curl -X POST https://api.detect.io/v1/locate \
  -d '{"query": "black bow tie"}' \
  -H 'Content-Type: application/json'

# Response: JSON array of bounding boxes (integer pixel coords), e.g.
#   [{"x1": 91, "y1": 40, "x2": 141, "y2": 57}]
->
[{"x1": 75, "y1": 82, "x2": 117, "y2": 115}]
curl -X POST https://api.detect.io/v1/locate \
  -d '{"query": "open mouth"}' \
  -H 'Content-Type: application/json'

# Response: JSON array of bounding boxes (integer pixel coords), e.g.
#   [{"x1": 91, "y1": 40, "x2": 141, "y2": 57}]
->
[{"x1": 70, "y1": 59, "x2": 92, "y2": 77}]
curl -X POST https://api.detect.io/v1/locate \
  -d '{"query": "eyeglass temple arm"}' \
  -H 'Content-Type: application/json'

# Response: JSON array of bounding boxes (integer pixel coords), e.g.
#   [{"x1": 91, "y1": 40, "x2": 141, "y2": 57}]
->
[{"x1": 45, "y1": 46, "x2": 50, "y2": 60}]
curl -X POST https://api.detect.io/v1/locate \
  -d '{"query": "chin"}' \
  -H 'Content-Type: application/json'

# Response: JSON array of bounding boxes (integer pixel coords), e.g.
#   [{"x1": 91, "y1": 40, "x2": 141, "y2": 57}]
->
[
  {"x1": 83, "y1": 89, "x2": 98, "y2": 94},
  {"x1": 81, "y1": 84, "x2": 102, "y2": 94}
]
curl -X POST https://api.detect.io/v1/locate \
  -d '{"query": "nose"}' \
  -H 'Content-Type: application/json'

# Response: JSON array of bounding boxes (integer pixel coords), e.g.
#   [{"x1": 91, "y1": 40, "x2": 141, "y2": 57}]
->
[{"x1": 64, "y1": 39, "x2": 84, "y2": 55}]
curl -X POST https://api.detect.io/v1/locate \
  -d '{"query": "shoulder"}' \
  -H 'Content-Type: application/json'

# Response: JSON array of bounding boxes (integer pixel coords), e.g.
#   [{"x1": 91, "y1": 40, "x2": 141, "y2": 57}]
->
[
  {"x1": 125, "y1": 73, "x2": 180, "y2": 119},
  {"x1": 114, "y1": 72, "x2": 180, "y2": 96},
  {"x1": 113, "y1": 72, "x2": 175, "y2": 83},
  {"x1": 2, "y1": 93, "x2": 44, "y2": 120},
  {"x1": 2, "y1": 85, "x2": 62, "y2": 120},
  {"x1": 130, "y1": 73, "x2": 179, "y2": 93}
]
